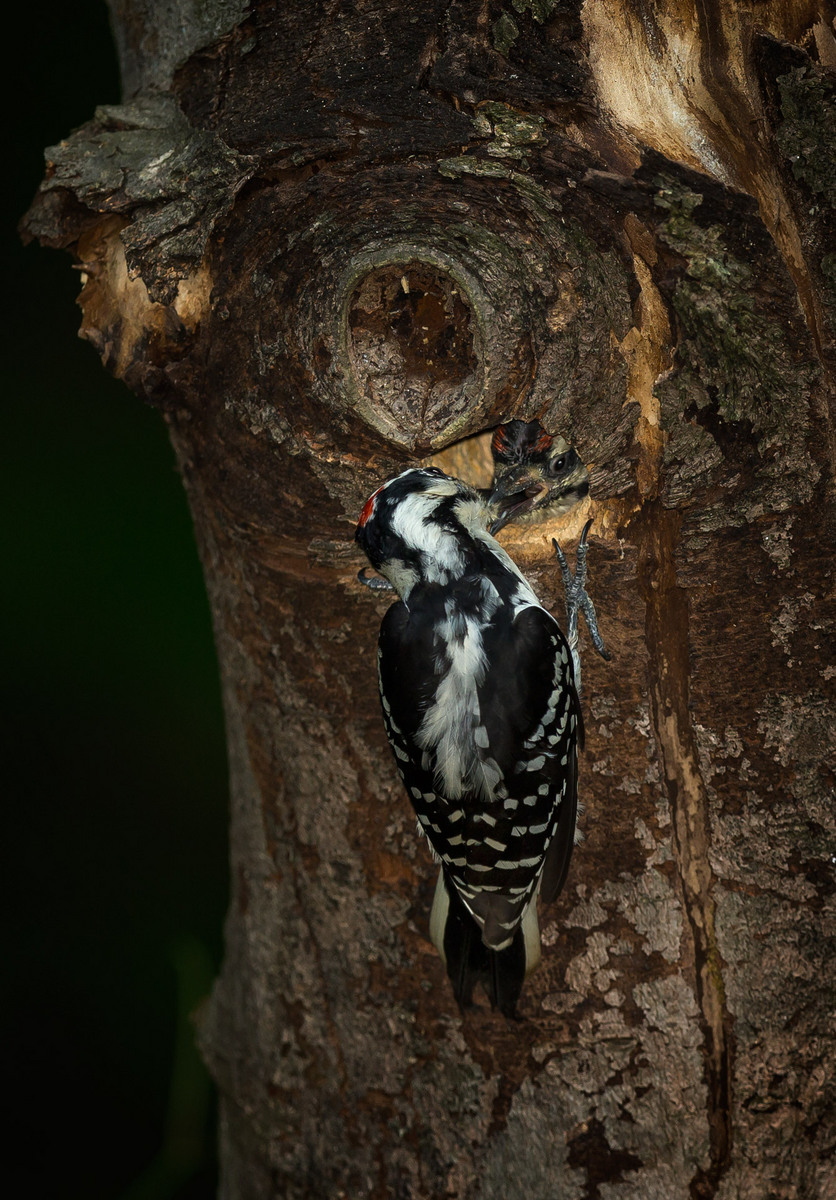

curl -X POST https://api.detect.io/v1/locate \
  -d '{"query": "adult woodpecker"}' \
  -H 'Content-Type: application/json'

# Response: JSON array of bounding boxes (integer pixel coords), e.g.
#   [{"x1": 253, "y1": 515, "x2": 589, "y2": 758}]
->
[
  {"x1": 355, "y1": 466, "x2": 607, "y2": 1015},
  {"x1": 489, "y1": 419, "x2": 589, "y2": 534}
]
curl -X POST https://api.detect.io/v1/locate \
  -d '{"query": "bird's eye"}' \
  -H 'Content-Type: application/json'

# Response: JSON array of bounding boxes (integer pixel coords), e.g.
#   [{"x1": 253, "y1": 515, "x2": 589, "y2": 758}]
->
[{"x1": 548, "y1": 455, "x2": 567, "y2": 477}]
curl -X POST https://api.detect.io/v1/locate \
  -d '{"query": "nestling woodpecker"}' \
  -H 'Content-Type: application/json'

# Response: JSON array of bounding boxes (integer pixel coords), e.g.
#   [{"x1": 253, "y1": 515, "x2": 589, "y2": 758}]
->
[
  {"x1": 355, "y1": 466, "x2": 606, "y2": 1015},
  {"x1": 489, "y1": 419, "x2": 589, "y2": 534}
]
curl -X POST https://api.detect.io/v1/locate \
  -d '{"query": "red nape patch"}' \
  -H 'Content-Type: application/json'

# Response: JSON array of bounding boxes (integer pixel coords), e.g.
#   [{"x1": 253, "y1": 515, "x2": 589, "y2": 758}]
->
[
  {"x1": 533, "y1": 432, "x2": 554, "y2": 453},
  {"x1": 492, "y1": 426, "x2": 510, "y2": 454},
  {"x1": 358, "y1": 485, "x2": 384, "y2": 528}
]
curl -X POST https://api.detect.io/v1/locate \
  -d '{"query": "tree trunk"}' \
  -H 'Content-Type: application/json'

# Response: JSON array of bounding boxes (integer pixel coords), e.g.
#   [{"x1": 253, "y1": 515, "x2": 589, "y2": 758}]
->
[{"x1": 23, "y1": 2, "x2": 836, "y2": 1196}]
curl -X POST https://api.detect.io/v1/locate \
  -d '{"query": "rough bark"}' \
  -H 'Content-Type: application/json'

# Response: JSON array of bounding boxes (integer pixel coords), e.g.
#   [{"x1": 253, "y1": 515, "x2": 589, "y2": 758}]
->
[{"x1": 22, "y1": 2, "x2": 836, "y2": 1197}]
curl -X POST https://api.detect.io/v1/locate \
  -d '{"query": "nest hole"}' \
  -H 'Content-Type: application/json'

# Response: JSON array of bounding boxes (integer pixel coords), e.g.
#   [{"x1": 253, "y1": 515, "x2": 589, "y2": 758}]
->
[{"x1": 348, "y1": 262, "x2": 479, "y2": 441}]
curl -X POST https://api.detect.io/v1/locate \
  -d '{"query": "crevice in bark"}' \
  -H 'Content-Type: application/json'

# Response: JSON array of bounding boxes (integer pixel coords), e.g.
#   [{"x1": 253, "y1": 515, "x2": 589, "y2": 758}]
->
[
  {"x1": 618, "y1": 218, "x2": 672, "y2": 502},
  {"x1": 481, "y1": 1019, "x2": 541, "y2": 1137},
  {"x1": 637, "y1": 504, "x2": 732, "y2": 1198},
  {"x1": 566, "y1": 1116, "x2": 644, "y2": 1200}
]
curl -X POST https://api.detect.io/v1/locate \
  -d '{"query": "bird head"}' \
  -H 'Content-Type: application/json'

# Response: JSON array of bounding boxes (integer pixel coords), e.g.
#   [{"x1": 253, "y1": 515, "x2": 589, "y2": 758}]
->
[
  {"x1": 355, "y1": 467, "x2": 488, "y2": 597},
  {"x1": 488, "y1": 420, "x2": 588, "y2": 534}
]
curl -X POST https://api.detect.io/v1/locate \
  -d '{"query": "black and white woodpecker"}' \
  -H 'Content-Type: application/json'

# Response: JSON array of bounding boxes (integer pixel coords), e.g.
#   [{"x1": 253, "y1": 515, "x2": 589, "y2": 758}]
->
[
  {"x1": 355, "y1": 466, "x2": 607, "y2": 1015},
  {"x1": 488, "y1": 419, "x2": 589, "y2": 534}
]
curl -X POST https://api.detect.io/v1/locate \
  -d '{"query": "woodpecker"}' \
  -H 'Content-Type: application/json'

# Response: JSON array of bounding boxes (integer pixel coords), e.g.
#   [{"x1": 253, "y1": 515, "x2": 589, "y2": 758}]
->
[
  {"x1": 489, "y1": 419, "x2": 589, "y2": 534},
  {"x1": 355, "y1": 466, "x2": 606, "y2": 1015}
]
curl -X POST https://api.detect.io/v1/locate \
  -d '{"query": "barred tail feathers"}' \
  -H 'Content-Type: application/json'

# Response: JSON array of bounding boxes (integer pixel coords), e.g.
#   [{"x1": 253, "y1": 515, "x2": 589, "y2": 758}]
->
[{"x1": 429, "y1": 870, "x2": 540, "y2": 1016}]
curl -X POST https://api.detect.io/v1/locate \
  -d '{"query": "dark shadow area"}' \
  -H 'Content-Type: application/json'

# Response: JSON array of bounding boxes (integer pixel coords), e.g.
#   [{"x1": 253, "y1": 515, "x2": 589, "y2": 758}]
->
[
  {"x1": 349, "y1": 261, "x2": 479, "y2": 433},
  {"x1": 4, "y1": 4, "x2": 227, "y2": 1196}
]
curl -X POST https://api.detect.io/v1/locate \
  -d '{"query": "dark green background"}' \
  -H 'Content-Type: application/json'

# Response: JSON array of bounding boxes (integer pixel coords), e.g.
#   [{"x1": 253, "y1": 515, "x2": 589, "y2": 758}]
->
[{"x1": 6, "y1": 4, "x2": 228, "y2": 1195}]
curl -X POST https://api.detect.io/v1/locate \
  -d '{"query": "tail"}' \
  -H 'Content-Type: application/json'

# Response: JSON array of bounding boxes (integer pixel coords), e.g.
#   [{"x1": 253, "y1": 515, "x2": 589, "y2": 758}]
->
[{"x1": 428, "y1": 871, "x2": 540, "y2": 1017}]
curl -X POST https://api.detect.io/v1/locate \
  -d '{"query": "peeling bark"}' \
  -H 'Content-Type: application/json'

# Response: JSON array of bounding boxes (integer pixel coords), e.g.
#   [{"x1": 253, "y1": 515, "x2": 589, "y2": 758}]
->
[
  {"x1": 639, "y1": 504, "x2": 731, "y2": 1196},
  {"x1": 22, "y1": 1, "x2": 836, "y2": 1196}
]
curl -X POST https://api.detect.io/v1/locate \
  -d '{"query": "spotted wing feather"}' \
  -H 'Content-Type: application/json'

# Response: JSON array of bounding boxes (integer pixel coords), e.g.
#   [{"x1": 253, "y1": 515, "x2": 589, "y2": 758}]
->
[{"x1": 378, "y1": 593, "x2": 582, "y2": 996}]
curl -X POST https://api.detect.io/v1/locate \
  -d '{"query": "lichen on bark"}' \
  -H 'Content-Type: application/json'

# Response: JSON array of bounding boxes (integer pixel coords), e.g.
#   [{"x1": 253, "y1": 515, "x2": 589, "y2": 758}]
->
[
  {"x1": 776, "y1": 63, "x2": 836, "y2": 209},
  {"x1": 651, "y1": 173, "x2": 821, "y2": 522},
  {"x1": 25, "y1": 94, "x2": 252, "y2": 304}
]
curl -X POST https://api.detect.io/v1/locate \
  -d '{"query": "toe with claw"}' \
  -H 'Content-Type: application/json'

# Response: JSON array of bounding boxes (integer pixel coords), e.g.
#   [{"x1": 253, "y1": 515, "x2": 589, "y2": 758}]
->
[
  {"x1": 552, "y1": 520, "x2": 611, "y2": 688},
  {"x1": 357, "y1": 567, "x2": 395, "y2": 592}
]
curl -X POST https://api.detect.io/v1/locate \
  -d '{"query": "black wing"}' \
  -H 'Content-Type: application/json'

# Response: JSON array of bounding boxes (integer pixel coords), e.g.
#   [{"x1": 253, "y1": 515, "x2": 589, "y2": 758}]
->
[
  {"x1": 377, "y1": 592, "x2": 583, "y2": 1014},
  {"x1": 468, "y1": 604, "x2": 582, "y2": 911},
  {"x1": 380, "y1": 595, "x2": 581, "y2": 913}
]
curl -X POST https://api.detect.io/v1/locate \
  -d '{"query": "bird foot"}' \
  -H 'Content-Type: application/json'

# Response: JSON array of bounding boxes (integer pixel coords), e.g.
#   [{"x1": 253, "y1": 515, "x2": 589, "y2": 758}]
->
[
  {"x1": 357, "y1": 567, "x2": 395, "y2": 592},
  {"x1": 552, "y1": 520, "x2": 611, "y2": 663}
]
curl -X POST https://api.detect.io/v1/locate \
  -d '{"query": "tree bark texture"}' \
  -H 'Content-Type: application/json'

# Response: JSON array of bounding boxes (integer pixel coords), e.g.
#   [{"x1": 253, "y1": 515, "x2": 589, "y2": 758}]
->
[{"x1": 23, "y1": 2, "x2": 836, "y2": 1197}]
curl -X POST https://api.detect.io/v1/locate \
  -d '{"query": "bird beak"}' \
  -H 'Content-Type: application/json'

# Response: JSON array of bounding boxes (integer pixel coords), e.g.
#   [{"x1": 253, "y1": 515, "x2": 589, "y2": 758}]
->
[{"x1": 488, "y1": 472, "x2": 549, "y2": 535}]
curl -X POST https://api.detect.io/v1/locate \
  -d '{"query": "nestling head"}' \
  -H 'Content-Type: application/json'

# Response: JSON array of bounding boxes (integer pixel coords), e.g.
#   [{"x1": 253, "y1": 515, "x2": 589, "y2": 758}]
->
[{"x1": 489, "y1": 420, "x2": 589, "y2": 533}]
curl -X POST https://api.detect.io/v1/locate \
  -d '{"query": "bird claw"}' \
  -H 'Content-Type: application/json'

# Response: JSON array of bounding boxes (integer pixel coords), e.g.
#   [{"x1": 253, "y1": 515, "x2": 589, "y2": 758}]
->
[
  {"x1": 357, "y1": 567, "x2": 395, "y2": 592},
  {"x1": 552, "y1": 520, "x2": 611, "y2": 663}
]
